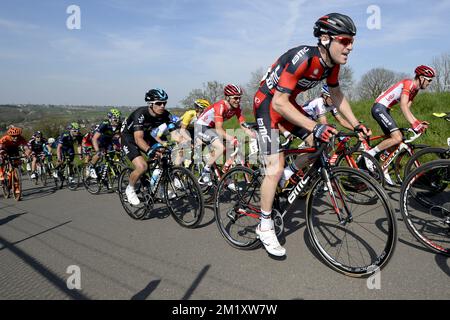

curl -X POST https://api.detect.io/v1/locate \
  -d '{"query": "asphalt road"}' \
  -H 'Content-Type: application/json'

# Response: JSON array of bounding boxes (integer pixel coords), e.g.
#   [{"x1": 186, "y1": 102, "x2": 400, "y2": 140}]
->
[{"x1": 0, "y1": 177, "x2": 449, "y2": 300}]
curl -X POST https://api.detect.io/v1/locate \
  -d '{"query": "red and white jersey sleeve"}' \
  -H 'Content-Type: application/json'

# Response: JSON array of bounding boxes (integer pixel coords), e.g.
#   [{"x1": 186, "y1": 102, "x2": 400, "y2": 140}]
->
[
  {"x1": 196, "y1": 100, "x2": 246, "y2": 128},
  {"x1": 375, "y1": 79, "x2": 419, "y2": 109}
]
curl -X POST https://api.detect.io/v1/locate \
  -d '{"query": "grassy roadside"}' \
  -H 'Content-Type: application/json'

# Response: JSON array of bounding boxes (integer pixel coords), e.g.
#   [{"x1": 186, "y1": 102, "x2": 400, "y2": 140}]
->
[{"x1": 225, "y1": 92, "x2": 450, "y2": 148}]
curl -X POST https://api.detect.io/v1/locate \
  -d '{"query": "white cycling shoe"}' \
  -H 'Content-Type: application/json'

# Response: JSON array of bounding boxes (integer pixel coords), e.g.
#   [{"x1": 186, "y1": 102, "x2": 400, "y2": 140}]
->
[
  {"x1": 383, "y1": 171, "x2": 395, "y2": 186},
  {"x1": 256, "y1": 224, "x2": 286, "y2": 257},
  {"x1": 89, "y1": 168, "x2": 98, "y2": 179},
  {"x1": 125, "y1": 185, "x2": 141, "y2": 206}
]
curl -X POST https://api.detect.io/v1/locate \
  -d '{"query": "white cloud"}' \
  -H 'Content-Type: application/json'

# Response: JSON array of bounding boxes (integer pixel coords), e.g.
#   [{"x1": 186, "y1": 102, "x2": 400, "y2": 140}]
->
[{"x1": 0, "y1": 17, "x2": 39, "y2": 33}]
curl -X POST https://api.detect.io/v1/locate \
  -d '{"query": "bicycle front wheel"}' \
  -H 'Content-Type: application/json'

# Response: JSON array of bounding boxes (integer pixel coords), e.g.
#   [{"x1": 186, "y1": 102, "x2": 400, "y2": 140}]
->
[
  {"x1": 214, "y1": 166, "x2": 263, "y2": 250},
  {"x1": 164, "y1": 166, "x2": 204, "y2": 228},
  {"x1": 82, "y1": 164, "x2": 101, "y2": 194},
  {"x1": 306, "y1": 167, "x2": 396, "y2": 277},
  {"x1": 400, "y1": 160, "x2": 450, "y2": 256},
  {"x1": 11, "y1": 167, "x2": 22, "y2": 201}
]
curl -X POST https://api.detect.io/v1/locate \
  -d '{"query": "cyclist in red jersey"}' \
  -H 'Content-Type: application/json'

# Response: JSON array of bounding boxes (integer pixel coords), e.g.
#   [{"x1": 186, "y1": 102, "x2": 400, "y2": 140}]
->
[
  {"x1": 253, "y1": 13, "x2": 370, "y2": 257},
  {"x1": 368, "y1": 65, "x2": 435, "y2": 184},
  {"x1": 195, "y1": 84, "x2": 256, "y2": 184}
]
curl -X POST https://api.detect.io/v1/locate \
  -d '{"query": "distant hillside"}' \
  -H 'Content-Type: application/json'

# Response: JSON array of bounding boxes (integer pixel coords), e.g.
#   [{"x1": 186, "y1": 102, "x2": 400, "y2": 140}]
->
[{"x1": 0, "y1": 104, "x2": 186, "y2": 138}]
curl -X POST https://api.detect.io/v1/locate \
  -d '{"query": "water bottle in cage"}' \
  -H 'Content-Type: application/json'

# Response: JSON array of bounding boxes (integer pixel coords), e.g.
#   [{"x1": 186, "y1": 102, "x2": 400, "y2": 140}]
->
[
  {"x1": 150, "y1": 167, "x2": 162, "y2": 192},
  {"x1": 249, "y1": 138, "x2": 259, "y2": 156}
]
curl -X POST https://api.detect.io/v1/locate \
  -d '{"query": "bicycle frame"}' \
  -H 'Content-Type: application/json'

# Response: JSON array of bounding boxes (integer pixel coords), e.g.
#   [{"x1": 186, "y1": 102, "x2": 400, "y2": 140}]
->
[
  {"x1": 232, "y1": 141, "x2": 351, "y2": 225},
  {"x1": 361, "y1": 128, "x2": 422, "y2": 172}
]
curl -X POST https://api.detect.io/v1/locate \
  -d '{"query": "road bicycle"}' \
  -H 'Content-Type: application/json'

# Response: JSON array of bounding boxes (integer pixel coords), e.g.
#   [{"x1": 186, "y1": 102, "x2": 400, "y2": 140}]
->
[
  {"x1": 404, "y1": 115, "x2": 450, "y2": 177},
  {"x1": 30, "y1": 152, "x2": 54, "y2": 186},
  {"x1": 0, "y1": 155, "x2": 23, "y2": 201},
  {"x1": 118, "y1": 144, "x2": 205, "y2": 228},
  {"x1": 361, "y1": 128, "x2": 428, "y2": 184},
  {"x1": 189, "y1": 141, "x2": 247, "y2": 199},
  {"x1": 83, "y1": 150, "x2": 126, "y2": 194},
  {"x1": 283, "y1": 133, "x2": 384, "y2": 188},
  {"x1": 400, "y1": 159, "x2": 450, "y2": 256},
  {"x1": 54, "y1": 154, "x2": 82, "y2": 190},
  {"x1": 214, "y1": 133, "x2": 397, "y2": 277}
]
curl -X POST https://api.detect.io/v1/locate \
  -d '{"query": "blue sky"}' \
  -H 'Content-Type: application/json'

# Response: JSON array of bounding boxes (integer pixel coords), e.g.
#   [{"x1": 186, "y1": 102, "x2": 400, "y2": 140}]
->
[{"x1": 1, "y1": 0, "x2": 449, "y2": 106}]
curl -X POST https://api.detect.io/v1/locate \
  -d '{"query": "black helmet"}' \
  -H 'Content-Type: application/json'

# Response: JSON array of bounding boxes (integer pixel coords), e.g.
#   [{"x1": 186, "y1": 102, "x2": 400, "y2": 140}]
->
[
  {"x1": 313, "y1": 13, "x2": 357, "y2": 37},
  {"x1": 145, "y1": 88, "x2": 168, "y2": 102}
]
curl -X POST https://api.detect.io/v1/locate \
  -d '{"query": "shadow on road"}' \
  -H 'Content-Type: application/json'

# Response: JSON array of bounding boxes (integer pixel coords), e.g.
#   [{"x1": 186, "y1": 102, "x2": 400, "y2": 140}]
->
[
  {"x1": 435, "y1": 254, "x2": 450, "y2": 276},
  {"x1": 196, "y1": 205, "x2": 216, "y2": 229},
  {"x1": 182, "y1": 265, "x2": 210, "y2": 300},
  {"x1": 131, "y1": 279, "x2": 161, "y2": 300},
  {"x1": 19, "y1": 182, "x2": 58, "y2": 201},
  {"x1": 0, "y1": 212, "x2": 28, "y2": 226},
  {"x1": 0, "y1": 230, "x2": 89, "y2": 300}
]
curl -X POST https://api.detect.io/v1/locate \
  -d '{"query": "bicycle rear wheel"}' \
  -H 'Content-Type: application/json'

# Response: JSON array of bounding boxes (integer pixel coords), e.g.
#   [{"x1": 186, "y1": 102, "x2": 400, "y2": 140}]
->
[
  {"x1": 117, "y1": 167, "x2": 148, "y2": 220},
  {"x1": 393, "y1": 144, "x2": 428, "y2": 184},
  {"x1": 306, "y1": 166, "x2": 396, "y2": 277},
  {"x1": 404, "y1": 147, "x2": 449, "y2": 179},
  {"x1": 164, "y1": 166, "x2": 204, "y2": 228},
  {"x1": 400, "y1": 160, "x2": 450, "y2": 256},
  {"x1": 214, "y1": 166, "x2": 264, "y2": 250}
]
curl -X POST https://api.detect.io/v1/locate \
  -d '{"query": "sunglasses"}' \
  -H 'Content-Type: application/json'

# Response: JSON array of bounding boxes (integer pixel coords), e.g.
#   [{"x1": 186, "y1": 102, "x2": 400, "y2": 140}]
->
[
  {"x1": 153, "y1": 101, "x2": 167, "y2": 107},
  {"x1": 423, "y1": 76, "x2": 433, "y2": 82},
  {"x1": 230, "y1": 96, "x2": 241, "y2": 101},
  {"x1": 331, "y1": 35, "x2": 354, "y2": 46}
]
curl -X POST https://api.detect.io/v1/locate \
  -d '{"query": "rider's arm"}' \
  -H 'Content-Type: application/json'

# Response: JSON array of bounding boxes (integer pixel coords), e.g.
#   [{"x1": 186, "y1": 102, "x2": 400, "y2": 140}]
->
[
  {"x1": 399, "y1": 94, "x2": 417, "y2": 125},
  {"x1": 92, "y1": 132, "x2": 101, "y2": 152},
  {"x1": 272, "y1": 91, "x2": 317, "y2": 131},
  {"x1": 133, "y1": 130, "x2": 151, "y2": 154},
  {"x1": 215, "y1": 121, "x2": 235, "y2": 142},
  {"x1": 329, "y1": 86, "x2": 360, "y2": 128},
  {"x1": 334, "y1": 114, "x2": 354, "y2": 130}
]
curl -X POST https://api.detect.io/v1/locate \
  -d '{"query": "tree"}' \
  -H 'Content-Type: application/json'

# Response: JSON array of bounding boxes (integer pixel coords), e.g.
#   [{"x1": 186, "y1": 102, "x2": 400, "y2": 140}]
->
[
  {"x1": 339, "y1": 65, "x2": 355, "y2": 100},
  {"x1": 357, "y1": 68, "x2": 407, "y2": 100},
  {"x1": 180, "y1": 81, "x2": 225, "y2": 109},
  {"x1": 241, "y1": 67, "x2": 266, "y2": 110},
  {"x1": 430, "y1": 53, "x2": 450, "y2": 93}
]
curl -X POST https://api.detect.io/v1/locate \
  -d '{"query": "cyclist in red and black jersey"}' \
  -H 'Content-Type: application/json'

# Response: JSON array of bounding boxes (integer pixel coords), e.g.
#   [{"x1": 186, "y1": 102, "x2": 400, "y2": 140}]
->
[
  {"x1": 368, "y1": 65, "x2": 435, "y2": 184},
  {"x1": 253, "y1": 13, "x2": 370, "y2": 257}
]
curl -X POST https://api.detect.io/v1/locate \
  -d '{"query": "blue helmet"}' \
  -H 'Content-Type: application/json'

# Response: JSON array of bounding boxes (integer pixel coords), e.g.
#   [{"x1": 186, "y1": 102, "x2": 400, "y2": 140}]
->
[
  {"x1": 321, "y1": 84, "x2": 331, "y2": 97},
  {"x1": 145, "y1": 88, "x2": 168, "y2": 102}
]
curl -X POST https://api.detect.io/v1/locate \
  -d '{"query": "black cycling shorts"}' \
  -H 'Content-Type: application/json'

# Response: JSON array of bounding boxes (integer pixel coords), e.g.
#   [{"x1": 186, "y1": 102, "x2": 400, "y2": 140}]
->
[
  {"x1": 371, "y1": 103, "x2": 399, "y2": 136},
  {"x1": 122, "y1": 133, "x2": 157, "y2": 162},
  {"x1": 253, "y1": 91, "x2": 282, "y2": 155},
  {"x1": 196, "y1": 125, "x2": 220, "y2": 145}
]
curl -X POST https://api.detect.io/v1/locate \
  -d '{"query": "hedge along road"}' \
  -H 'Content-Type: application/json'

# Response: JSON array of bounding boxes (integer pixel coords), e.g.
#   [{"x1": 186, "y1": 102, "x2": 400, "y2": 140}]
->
[{"x1": 0, "y1": 178, "x2": 449, "y2": 300}]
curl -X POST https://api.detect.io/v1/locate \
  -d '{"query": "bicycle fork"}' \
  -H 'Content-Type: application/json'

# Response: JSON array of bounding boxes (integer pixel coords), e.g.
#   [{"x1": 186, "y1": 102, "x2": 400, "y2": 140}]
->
[{"x1": 321, "y1": 169, "x2": 353, "y2": 225}]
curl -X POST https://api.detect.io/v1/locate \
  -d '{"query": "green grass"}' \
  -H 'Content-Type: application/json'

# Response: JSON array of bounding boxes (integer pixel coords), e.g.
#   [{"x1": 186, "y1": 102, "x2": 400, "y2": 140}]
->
[{"x1": 224, "y1": 92, "x2": 450, "y2": 148}]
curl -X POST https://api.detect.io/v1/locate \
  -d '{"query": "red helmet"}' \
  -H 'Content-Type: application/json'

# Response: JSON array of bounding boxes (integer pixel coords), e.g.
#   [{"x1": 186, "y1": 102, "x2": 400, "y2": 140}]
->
[
  {"x1": 7, "y1": 126, "x2": 22, "y2": 137},
  {"x1": 224, "y1": 84, "x2": 243, "y2": 96},
  {"x1": 415, "y1": 65, "x2": 436, "y2": 78}
]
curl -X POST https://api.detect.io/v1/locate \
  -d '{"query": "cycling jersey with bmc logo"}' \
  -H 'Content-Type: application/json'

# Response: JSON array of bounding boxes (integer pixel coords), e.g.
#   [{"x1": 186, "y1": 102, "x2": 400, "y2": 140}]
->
[{"x1": 254, "y1": 45, "x2": 340, "y2": 155}]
